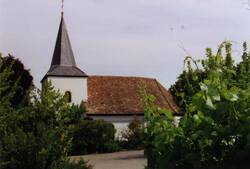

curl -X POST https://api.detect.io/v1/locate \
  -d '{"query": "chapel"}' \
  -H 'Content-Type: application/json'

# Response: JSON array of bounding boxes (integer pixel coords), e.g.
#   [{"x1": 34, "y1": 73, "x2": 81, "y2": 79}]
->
[{"x1": 41, "y1": 13, "x2": 179, "y2": 134}]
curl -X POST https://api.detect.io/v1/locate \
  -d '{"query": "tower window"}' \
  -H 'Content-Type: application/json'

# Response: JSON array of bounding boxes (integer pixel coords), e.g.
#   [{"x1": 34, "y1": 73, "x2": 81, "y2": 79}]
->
[{"x1": 65, "y1": 91, "x2": 72, "y2": 103}]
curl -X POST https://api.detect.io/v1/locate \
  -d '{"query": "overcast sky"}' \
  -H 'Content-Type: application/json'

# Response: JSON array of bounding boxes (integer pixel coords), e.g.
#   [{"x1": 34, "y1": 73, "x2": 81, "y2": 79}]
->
[{"x1": 1, "y1": 0, "x2": 250, "y2": 88}]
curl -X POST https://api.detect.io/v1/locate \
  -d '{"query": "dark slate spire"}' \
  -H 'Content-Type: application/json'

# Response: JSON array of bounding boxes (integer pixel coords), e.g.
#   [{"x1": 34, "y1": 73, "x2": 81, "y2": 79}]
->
[
  {"x1": 42, "y1": 13, "x2": 87, "y2": 82},
  {"x1": 51, "y1": 13, "x2": 76, "y2": 67}
]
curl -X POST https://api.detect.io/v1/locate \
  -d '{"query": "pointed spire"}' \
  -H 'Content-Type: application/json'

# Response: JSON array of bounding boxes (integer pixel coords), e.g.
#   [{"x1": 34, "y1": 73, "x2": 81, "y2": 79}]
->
[
  {"x1": 51, "y1": 14, "x2": 76, "y2": 67},
  {"x1": 41, "y1": 13, "x2": 87, "y2": 82}
]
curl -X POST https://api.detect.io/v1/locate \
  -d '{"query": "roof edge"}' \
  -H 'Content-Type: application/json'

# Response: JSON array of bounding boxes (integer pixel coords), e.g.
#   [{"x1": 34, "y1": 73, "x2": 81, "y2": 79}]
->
[
  {"x1": 88, "y1": 75, "x2": 156, "y2": 80},
  {"x1": 41, "y1": 74, "x2": 88, "y2": 83},
  {"x1": 154, "y1": 79, "x2": 179, "y2": 113}
]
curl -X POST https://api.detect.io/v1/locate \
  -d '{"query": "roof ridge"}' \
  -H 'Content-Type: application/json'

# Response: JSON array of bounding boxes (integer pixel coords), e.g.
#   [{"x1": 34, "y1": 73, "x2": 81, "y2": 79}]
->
[{"x1": 88, "y1": 75, "x2": 155, "y2": 80}]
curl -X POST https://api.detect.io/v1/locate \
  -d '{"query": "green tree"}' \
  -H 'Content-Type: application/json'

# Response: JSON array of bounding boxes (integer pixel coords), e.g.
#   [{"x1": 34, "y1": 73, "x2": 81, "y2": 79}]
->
[
  {"x1": 0, "y1": 54, "x2": 33, "y2": 107},
  {"x1": 169, "y1": 63, "x2": 206, "y2": 111},
  {"x1": 0, "y1": 66, "x2": 91, "y2": 169}
]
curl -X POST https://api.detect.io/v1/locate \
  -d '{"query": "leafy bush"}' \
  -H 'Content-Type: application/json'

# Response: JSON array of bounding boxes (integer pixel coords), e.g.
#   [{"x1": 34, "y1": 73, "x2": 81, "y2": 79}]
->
[
  {"x1": 62, "y1": 104, "x2": 86, "y2": 126},
  {"x1": 120, "y1": 117, "x2": 144, "y2": 150},
  {"x1": 102, "y1": 141, "x2": 121, "y2": 153},
  {"x1": 70, "y1": 119, "x2": 118, "y2": 155},
  {"x1": 144, "y1": 42, "x2": 250, "y2": 169}
]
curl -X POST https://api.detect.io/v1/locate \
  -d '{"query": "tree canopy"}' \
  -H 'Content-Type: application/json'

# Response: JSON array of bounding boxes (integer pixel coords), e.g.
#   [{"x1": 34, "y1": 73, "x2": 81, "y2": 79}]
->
[
  {"x1": 0, "y1": 54, "x2": 33, "y2": 107},
  {"x1": 0, "y1": 56, "x2": 91, "y2": 169}
]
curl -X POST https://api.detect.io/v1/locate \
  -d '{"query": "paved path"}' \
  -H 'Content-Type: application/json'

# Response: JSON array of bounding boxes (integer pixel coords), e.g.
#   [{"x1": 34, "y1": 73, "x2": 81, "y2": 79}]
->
[{"x1": 70, "y1": 150, "x2": 147, "y2": 169}]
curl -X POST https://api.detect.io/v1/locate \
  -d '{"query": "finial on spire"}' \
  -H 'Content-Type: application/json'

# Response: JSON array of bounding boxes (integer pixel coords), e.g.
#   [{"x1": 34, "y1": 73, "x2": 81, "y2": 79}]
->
[{"x1": 61, "y1": 0, "x2": 64, "y2": 15}]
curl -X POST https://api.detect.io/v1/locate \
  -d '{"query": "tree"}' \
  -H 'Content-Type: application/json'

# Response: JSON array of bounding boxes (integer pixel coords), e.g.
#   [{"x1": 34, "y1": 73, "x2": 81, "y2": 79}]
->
[
  {"x1": 169, "y1": 64, "x2": 206, "y2": 111},
  {"x1": 0, "y1": 54, "x2": 33, "y2": 107},
  {"x1": 0, "y1": 74, "x2": 91, "y2": 169}
]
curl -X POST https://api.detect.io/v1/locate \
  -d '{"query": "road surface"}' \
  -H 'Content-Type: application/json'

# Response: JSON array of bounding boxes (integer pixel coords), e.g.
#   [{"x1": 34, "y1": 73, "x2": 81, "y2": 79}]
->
[{"x1": 70, "y1": 150, "x2": 147, "y2": 169}]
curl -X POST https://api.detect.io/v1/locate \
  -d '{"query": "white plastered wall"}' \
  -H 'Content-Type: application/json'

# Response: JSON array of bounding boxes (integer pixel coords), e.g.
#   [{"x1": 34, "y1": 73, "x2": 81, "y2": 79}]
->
[
  {"x1": 47, "y1": 76, "x2": 87, "y2": 105},
  {"x1": 89, "y1": 115, "x2": 182, "y2": 139},
  {"x1": 89, "y1": 115, "x2": 144, "y2": 139}
]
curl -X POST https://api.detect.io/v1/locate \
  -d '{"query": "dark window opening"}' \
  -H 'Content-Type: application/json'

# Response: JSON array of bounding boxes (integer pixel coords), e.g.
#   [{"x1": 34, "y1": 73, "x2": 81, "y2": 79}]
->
[{"x1": 65, "y1": 91, "x2": 72, "y2": 103}]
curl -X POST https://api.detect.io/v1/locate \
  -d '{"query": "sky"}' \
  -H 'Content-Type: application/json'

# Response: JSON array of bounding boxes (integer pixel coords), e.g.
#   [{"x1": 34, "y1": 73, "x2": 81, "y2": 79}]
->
[{"x1": 1, "y1": 0, "x2": 250, "y2": 88}]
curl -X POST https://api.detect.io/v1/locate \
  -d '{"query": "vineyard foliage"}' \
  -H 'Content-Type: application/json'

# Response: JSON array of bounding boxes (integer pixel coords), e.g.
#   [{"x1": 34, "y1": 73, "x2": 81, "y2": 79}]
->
[
  {"x1": 170, "y1": 42, "x2": 250, "y2": 111},
  {"x1": 144, "y1": 42, "x2": 250, "y2": 169}
]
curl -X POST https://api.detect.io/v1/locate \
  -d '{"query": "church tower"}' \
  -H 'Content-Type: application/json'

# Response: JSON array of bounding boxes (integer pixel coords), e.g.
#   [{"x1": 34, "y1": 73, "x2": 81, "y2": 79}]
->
[{"x1": 41, "y1": 13, "x2": 88, "y2": 104}]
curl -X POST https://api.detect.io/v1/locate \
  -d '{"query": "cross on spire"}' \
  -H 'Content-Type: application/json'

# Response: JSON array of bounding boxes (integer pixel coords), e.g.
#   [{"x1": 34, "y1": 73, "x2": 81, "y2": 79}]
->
[
  {"x1": 61, "y1": 0, "x2": 64, "y2": 14},
  {"x1": 41, "y1": 0, "x2": 88, "y2": 82}
]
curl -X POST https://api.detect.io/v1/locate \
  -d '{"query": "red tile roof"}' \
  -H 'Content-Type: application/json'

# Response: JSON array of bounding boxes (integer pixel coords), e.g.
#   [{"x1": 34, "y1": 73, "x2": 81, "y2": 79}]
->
[{"x1": 85, "y1": 76, "x2": 179, "y2": 115}]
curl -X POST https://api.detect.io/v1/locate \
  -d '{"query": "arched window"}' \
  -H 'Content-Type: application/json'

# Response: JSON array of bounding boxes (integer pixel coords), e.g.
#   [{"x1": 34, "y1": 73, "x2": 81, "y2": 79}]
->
[{"x1": 65, "y1": 91, "x2": 72, "y2": 103}]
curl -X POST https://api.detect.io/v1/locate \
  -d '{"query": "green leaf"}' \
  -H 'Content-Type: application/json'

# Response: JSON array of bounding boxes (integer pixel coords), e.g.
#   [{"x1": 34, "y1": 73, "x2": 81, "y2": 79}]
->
[
  {"x1": 200, "y1": 83, "x2": 208, "y2": 92},
  {"x1": 206, "y1": 96, "x2": 216, "y2": 110}
]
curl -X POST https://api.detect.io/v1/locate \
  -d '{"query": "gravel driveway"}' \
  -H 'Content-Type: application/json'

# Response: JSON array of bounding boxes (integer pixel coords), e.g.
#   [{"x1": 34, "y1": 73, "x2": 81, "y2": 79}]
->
[{"x1": 70, "y1": 150, "x2": 147, "y2": 169}]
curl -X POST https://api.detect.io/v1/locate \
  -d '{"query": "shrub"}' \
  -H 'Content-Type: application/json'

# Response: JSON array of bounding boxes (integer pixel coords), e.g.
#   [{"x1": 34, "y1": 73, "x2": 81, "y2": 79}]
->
[
  {"x1": 70, "y1": 120, "x2": 118, "y2": 155},
  {"x1": 102, "y1": 141, "x2": 121, "y2": 153},
  {"x1": 63, "y1": 104, "x2": 86, "y2": 126},
  {"x1": 120, "y1": 117, "x2": 144, "y2": 150}
]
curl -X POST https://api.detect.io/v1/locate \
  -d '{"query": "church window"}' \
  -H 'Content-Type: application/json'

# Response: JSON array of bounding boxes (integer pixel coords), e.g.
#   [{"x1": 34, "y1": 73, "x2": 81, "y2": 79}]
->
[{"x1": 65, "y1": 91, "x2": 72, "y2": 103}]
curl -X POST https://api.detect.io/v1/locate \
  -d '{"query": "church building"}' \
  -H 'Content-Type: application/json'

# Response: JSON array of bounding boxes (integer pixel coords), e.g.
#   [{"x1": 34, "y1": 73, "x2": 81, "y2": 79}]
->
[{"x1": 41, "y1": 13, "x2": 179, "y2": 134}]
